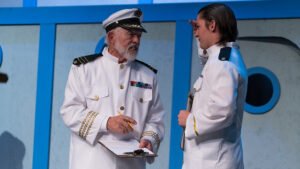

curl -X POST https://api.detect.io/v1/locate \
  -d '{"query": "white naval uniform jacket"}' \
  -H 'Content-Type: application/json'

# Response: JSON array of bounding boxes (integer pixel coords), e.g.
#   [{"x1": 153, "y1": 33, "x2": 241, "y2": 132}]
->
[
  {"x1": 183, "y1": 43, "x2": 248, "y2": 169},
  {"x1": 60, "y1": 47, "x2": 165, "y2": 169}
]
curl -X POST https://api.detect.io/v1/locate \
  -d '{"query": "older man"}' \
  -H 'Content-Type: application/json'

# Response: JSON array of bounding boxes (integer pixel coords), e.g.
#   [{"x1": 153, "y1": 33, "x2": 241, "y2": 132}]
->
[
  {"x1": 178, "y1": 3, "x2": 248, "y2": 169},
  {"x1": 60, "y1": 8, "x2": 165, "y2": 169}
]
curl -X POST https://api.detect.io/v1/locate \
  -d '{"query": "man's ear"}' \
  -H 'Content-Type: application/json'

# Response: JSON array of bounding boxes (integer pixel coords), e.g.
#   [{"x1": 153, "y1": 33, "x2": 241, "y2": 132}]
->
[
  {"x1": 209, "y1": 20, "x2": 216, "y2": 32},
  {"x1": 107, "y1": 31, "x2": 114, "y2": 44}
]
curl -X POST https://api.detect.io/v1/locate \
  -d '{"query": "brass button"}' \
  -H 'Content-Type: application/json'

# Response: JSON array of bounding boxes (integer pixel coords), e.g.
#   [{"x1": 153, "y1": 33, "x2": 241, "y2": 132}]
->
[
  {"x1": 139, "y1": 98, "x2": 143, "y2": 103},
  {"x1": 120, "y1": 84, "x2": 124, "y2": 89},
  {"x1": 94, "y1": 95, "x2": 99, "y2": 101},
  {"x1": 120, "y1": 64, "x2": 124, "y2": 69},
  {"x1": 120, "y1": 106, "x2": 125, "y2": 110}
]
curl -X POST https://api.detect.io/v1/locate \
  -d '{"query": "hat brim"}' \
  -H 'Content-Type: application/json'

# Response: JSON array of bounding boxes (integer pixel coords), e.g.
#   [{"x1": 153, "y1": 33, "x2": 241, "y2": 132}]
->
[{"x1": 120, "y1": 24, "x2": 147, "y2": 33}]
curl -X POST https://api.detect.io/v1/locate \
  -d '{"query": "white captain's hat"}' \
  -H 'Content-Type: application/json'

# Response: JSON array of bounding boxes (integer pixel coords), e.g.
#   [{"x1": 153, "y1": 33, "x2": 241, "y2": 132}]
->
[{"x1": 102, "y1": 8, "x2": 147, "y2": 33}]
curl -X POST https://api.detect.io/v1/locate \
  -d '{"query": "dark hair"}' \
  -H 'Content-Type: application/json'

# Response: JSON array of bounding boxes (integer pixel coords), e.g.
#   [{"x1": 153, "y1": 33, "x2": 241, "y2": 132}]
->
[{"x1": 198, "y1": 3, "x2": 238, "y2": 44}]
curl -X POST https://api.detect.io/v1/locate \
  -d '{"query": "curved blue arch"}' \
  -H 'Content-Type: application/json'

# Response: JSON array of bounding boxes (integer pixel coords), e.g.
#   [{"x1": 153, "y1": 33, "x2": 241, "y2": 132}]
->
[
  {"x1": 0, "y1": 45, "x2": 2, "y2": 67},
  {"x1": 95, "y1": 36, "x2": 105, "y2": 54},
  {"x1": 244, "y1": 67, "x2": 281, "y2": 114}
]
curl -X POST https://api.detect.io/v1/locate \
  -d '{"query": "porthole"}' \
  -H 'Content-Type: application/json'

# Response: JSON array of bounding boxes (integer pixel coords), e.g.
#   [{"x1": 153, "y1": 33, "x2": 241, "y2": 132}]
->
[{"x1": 244, "y1": 67, "x2": 280, "y2": 114}]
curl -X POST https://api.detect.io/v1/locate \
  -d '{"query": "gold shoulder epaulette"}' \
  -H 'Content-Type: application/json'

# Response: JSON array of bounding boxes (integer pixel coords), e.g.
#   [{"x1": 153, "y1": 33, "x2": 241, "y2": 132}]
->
[
  {"x1": 218, "y1": 47, "x2": 231, "y2": 61},
  {"x1": 73, "y1": 53, "x2": 103, "y2": 66},
  {"x1": 135, "y1": 60, "x2": 157, "y2": 74}
]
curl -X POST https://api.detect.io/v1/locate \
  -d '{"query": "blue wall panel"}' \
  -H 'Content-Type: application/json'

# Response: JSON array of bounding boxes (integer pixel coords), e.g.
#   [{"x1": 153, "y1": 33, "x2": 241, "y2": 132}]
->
[
  {"x1": 1, "y1": 1, "x2": 300, "y2": 25},
  {"x1": 0, "y1": 46, "x2": 2, "y2": 67},
  {"x1": 32, "y1": 23, "x2": 56, "y2": 169},
  {"x1": 139, "y1": 0, "x2": 153, "y2": 4},
  {"x1": 0, "y1": 1, "x2": 300, "y2": 169},
  {"x1": 23, "y1": 0, "x2": 37, "y2": 7},
  {"x1": 169, "y1": 21, "x2": 193, "y2": 169}
]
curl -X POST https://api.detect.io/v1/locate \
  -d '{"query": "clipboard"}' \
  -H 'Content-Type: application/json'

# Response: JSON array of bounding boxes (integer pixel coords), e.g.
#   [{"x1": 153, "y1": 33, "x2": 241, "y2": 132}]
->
[
  {"x1": 98, "y1": 139, "x2": 157, "y2": 158},
  {"x1": 181, "y1": 89, "x2": 195, "y2": 150}
]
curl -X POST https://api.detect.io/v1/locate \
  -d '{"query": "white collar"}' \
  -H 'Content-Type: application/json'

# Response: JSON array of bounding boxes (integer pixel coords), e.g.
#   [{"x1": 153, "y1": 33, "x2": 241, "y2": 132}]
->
[
  {"x1": 206, "y1": 42, "x2": 239, "y2": 62},
  {"x1": 206, "y1": 43, "x2": 224, "y2": 61},
  {"x1": 102, "y1": 46, "x2": 132, "y2": 65}
]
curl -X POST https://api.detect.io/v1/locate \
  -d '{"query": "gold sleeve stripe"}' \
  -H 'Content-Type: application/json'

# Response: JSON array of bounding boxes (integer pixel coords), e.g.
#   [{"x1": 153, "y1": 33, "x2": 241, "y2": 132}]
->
[
  {"x1": 79, "y1": 111, "x2": 99, "y2": 140},
  {"x1": 81, "y1": 111, "x2": 97, "y2": 139},
  {"x1": 81, "y1": 111, "x2": 99, "y2": 140},
  {"x1": 193, "y1": 115, "x2": 199, "y2": 136},
  {"x1": 142, "y1": 131, "x2": 160, "y2": 144},
  {"x1": 83, "y1": 112, "x2": 98, "y2": 140},
  {"x1": 79, "y1": 111, "x2": 94, "y2": 138}
]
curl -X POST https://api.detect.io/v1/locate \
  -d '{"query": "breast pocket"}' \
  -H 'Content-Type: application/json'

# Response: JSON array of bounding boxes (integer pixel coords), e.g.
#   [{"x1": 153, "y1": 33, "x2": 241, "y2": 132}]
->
[
  {"x1": 131, "y1": 88, "x2": 153, "y2": 103},
  {"x1": 193, "y1": 76, "x2": 203, "y2": 92},
  {"x1": 85, "y1": 86, "x2": 109, "y2": 107},
  {"x1": 192, "y1": 76, "x2": 206, "y2": 109}
]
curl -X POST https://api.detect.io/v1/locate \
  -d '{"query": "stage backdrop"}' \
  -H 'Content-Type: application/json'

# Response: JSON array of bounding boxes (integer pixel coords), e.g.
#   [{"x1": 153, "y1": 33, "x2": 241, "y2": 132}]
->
[{"x1": 0, "y1": 2, "x2": 299, "y2": 169}]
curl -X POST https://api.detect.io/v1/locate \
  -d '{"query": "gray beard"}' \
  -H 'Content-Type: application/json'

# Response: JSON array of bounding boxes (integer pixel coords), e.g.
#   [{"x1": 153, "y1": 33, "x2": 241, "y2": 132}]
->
[{"x1": 115, "y1": 41, "x2": 138, "y2": 61}]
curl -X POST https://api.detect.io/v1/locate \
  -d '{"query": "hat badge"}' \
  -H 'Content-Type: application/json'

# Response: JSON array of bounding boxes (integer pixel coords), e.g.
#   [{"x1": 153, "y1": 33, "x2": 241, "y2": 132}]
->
[{"x1": 134, "y1": 9, "x2": 142, "y2": 17}]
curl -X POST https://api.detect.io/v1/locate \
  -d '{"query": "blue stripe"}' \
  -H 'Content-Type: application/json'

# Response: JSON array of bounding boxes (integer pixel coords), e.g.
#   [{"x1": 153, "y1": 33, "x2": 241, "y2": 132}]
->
[
  {"x1": 95, "y1": 36, "x2": 105, "y2": 54},
  {"x1": 138, "y1": 0, "x2": 153, "y2": 4},
  {"x1": 0, "y1": 45, "x2": 2, "y2": 67},
  {"x1": 169, "y1": 20, "x2": 193, "y2": 169},
  {"x1": 23, "y1": 0, "x2": 37, "y2": 7},
  {"x1": 1, "y1": 1, "x2": 300, "y2": 24},
  {"x1": 32, "y1": 23, "x2": 56, "y2": 169}
]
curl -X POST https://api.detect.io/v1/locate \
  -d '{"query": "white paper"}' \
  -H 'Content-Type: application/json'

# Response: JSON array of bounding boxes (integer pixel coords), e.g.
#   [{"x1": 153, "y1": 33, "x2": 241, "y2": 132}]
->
[{"x1": 98, "y1": 139, "x2": 155, "y2": 157}]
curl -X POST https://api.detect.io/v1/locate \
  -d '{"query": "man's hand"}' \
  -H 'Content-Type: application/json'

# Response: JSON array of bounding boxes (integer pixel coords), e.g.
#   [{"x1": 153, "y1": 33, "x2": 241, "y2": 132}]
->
[
  {"x1": 139, "y1": 139, "x2": 152, "y2": 151},
  {"x1": 107, "y1": 115, "x2": 136, "y2": 134},
  {"x1": 178, "y1": 110, "x2": 190, "y2": 127}
]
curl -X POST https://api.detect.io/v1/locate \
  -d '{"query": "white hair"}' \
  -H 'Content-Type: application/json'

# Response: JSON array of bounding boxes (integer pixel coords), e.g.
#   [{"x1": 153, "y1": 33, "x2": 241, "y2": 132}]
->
[
  {"x1": 106, "y1": 27, "x2": 138, "y2": 61},
  {"x1": 105, "y1": 27, "x2": 123, "y2": 48}
]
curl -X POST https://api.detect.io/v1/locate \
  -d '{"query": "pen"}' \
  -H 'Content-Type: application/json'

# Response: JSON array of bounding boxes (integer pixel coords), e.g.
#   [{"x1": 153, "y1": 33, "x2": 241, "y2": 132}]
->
[
  {"x1": 118, "y1": 112, "x2": 134, "y2": 130},
  {"x1": 124, "y1": 149, "x2": 149, "y2": 156}
]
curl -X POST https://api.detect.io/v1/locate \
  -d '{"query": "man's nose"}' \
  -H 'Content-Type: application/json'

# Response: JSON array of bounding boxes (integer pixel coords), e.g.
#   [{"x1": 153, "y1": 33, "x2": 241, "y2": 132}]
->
[
  {"x1": 194, "y1": 31, "x2": 199, "y2": 38},
  {"x1": 132, "y1": 35, "x2": 140, "y2": 44}
]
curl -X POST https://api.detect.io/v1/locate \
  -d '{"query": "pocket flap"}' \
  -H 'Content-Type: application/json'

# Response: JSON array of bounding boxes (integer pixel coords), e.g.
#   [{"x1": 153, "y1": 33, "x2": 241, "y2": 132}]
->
[
  {"x1": 193, "y1": 76, "x2": 203, "y2": 91},
  {"x1": 86, "y1": 86, "x2": 109, "y2": 100},
  {"x1": 132, "y1": 88, "x2": 152, "y2": 102}
]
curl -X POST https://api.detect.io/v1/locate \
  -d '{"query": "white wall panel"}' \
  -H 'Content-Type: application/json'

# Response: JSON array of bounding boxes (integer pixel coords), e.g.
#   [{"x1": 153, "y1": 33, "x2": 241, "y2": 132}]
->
[{"x1": 0, "y1": 25, "x2": 39, "y2": 169}]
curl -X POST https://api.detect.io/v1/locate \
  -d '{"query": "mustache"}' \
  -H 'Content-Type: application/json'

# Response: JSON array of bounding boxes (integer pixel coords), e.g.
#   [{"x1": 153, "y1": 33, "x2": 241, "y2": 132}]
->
[{"x1": 128, "y1": 44, "x2": 139, "y2": 51}]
